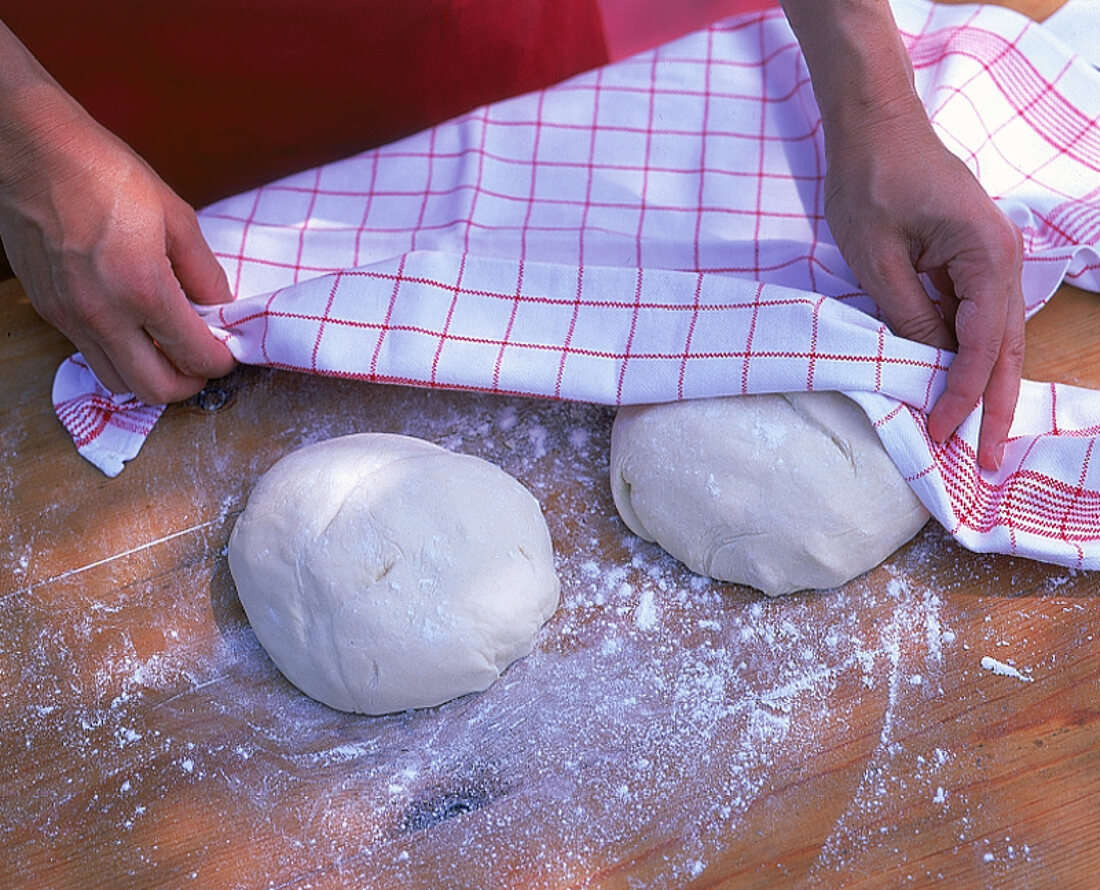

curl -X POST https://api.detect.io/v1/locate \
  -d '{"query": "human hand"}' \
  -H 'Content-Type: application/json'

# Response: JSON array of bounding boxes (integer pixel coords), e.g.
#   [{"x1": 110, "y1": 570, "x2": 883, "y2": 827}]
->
[
  {"x1": 0, "y1": 83, "x2": 235, "y2": 405},
  {"x1": 822, "y1": 105, "x2": 1025, "y2": 472},
  {"x1": 778, "y1": 0, "x2": 1025, "y2": 472}
]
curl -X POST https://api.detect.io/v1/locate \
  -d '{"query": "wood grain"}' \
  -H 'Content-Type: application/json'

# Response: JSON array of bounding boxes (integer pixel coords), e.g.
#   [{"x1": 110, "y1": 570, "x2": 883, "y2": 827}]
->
[
  {"x1": 933, "y1": 0, "x2": 1067, "y2": 20},
  {"x1": 5, "y1": 271, "x2": 1100, "y2": 890}
]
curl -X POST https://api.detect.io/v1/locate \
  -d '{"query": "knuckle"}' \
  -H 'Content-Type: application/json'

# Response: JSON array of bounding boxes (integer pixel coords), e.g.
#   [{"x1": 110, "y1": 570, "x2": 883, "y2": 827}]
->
[
  {"x1": 169, "y1": 353, "x2": 207, "y2": 379},
  {"x1": 941, "y1": 370, "x2": 982, "y2": 405},
  {"x1": 1000, "y1": 330, "x2": 1026, "y2": 367},
  {"x1": 859, "y1": 248, "x2": 904, "y2": 288},
  {"x1": 894, "y1": 313, "x2": 947, "y2": 346},
  {"x1": 167, "y1": 354, "x2": 197, "y2": 377},
  {"x1": 989, "y1": 214, "x2": 1024, "y2": 266},
  {"x1": 173, "y1": 342, "x2": 234, "y2": 382},
  {"x1": 64, "y1": 286, "x2": 115, "y2": 332},
  {"x1": 166, "y1": 196, "x2": 202, "y2": 237},
  {"x1": 965, "y1": 336, "x2": 1003, "y2": 370}
]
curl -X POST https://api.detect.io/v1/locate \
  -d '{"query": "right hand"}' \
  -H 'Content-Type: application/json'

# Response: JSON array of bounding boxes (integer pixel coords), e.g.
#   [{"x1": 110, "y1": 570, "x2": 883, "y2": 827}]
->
[
  {"x1": 0, "y1": 83, "x2": 235, "y2": 405},
  {"x1": 821, "y1": 102, "x2": 1025, "y2": 472},
  {"x1": 777, "y1": 0, "x2": 1024, "y2": 471}
]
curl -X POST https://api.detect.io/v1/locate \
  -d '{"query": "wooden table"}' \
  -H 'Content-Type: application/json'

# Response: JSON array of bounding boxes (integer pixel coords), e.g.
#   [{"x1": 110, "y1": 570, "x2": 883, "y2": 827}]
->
[
  {"x1": 4, "y1": 4, "x2": 1100, "y2": 888},
  {"x1": 5, "y1": 280, "x2": 1100, "y2": 889}
]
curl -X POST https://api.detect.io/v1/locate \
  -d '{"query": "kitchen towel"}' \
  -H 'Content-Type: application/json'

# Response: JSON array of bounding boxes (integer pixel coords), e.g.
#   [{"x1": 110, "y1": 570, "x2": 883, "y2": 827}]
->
[{"x1": 53, "y1": 0, "x2": 1100, "y2": 568}]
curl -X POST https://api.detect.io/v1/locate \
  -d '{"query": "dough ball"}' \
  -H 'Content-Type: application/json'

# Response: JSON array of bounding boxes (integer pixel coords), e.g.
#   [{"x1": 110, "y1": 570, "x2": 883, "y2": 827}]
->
[
  {"x1": 610, "y1": 392, "x2": 929, "y2": 596},
  {"x1": 229, "y1": 433, "x2": 560, "y2": 714}
]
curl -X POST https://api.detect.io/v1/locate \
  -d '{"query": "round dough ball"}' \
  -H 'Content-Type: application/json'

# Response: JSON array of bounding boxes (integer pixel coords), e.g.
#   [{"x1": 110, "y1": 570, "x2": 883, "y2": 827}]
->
[
  {"x1": 229, "y1": 433, "x2": 560, "y2": 714},
  {"x1": 610, "y1": 392, "x2": 929, "y2": 596}
]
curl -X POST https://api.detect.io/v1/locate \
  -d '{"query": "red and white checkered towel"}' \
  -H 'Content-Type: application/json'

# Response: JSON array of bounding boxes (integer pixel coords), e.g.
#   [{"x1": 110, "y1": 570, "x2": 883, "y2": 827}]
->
[{"x1": 54, "y1": 0, "x2": 1100, "y2": 569}]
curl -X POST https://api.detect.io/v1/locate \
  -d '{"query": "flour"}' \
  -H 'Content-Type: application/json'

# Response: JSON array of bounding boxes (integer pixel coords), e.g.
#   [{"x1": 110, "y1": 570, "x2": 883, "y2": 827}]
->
[
  {"x1": 980, "y1": 656, "x2": 1034, "y2": 683},
  {"x1": 632, "y1": 587, "x2": 659, "y2": 631},
  {"x1": 1, "y1": 381, "x2": 1060, "y2": 888}
]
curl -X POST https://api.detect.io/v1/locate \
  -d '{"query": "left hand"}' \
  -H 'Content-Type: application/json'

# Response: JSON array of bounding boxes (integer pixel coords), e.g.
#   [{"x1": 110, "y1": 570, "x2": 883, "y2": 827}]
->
[{"x1": 822, "y1": 103, "x2": 1025, "y2": 472}]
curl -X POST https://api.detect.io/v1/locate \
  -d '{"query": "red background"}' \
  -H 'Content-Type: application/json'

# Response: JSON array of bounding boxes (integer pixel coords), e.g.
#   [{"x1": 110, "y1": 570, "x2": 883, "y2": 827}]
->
[{"x1": 1, "y1": 1, "x2": 776, "y2": 209}]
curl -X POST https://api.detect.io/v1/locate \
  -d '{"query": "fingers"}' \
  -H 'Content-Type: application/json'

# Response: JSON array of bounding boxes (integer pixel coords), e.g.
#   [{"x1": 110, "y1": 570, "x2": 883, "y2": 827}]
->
[
  {"x1": 59, "y1": 247, "x2": 235, "y2": 404},
  {"x1": 95, "y1": 200, "x2": 235, "y2": 403},
  {"x1": 52, "y1": 296, "x2": 197, "y2": 404},
  {"x1": 925, "y1": 297, "x2": 1001, "y2": 445},
  {"x1": 88, "y1": 266, "x2": 234, "y2": 404},
  {"x1": 165, "y1": 201, "x2": 234, "y2": 307},
  {"x1": 927, "y1": 280, "x2": 1024, "y2": 470},
  {"x1": 143, "y1": 264, "x2": 236, "y2": 383},
  {"x1": 976, "y1": 311, "x2": 1024, "y2": 471},
  {"x1": 925, "y1": 213, "x2": 1024, "y2": 470},
  {"x1": 865, "y1": 251, "x2": 956, "y2": 352},
  {"x1": 48, "y1": 282, "x2": 232, "y2": 405},
  {"x1": 862, "y1": 241, "x2": 1023, "y2": 473},
  {"x1": 70, "y1": 337, "x2": 128, "y2": 394},
  {"x1": 88, "y1": 307, "x2": 211, "y2": 405}
]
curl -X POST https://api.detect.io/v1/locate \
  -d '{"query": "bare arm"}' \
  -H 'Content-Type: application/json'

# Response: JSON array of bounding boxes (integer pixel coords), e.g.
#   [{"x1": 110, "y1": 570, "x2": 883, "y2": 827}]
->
[
  {"x1": 779, "y1": 0, "x2": 1024, "y2": 471},
  {"x1": 0, "y1": 20, "x2": 234, "y2": 404}
]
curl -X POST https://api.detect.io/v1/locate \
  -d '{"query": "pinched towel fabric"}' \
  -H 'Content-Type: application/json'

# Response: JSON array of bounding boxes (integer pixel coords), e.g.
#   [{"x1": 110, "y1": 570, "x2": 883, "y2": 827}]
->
[{"x1": 54, "y1": 0, "x2": 1100, "y2": 568}]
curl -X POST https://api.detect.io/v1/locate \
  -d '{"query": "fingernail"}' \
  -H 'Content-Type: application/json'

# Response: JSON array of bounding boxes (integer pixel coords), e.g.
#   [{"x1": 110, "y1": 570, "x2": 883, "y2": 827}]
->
[{"x1": 996, "y1": 442, "x2": 1006, "y2": 469}]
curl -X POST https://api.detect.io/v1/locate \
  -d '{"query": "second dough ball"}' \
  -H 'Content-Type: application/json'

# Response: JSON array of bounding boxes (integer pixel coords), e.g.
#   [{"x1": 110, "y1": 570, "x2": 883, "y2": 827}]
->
[
  {"x1": 229, "y1": 433, "x2": 560, "y2": 715},
  {"x1": 610, "y1": 392, "x2": 930, "y2": 596}
]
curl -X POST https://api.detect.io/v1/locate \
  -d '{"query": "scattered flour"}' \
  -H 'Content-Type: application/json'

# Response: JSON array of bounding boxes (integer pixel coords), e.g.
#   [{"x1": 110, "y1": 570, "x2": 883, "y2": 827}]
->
[
  {"x1": 980, "y1": 656, "x2": 1033, "y2": 683},
  {"x1": 632, "y1": 587, "x2": 659, "y2": 631},
  {"x1": 0, "y1": 383, "x2": 1059, "y2": 888}
]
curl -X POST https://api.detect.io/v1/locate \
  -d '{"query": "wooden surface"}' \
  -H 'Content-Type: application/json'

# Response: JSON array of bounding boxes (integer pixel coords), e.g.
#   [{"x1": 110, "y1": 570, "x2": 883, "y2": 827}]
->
[
  {"x1": 5, "y1": 3, "x2": 1100, "y2": 887},
  {"x1": 4, "y1": 276, "x2": 1100, "y2": 890},
  {"x1": 935, "y1": 0, "x2": 1067, "y2": 19}
]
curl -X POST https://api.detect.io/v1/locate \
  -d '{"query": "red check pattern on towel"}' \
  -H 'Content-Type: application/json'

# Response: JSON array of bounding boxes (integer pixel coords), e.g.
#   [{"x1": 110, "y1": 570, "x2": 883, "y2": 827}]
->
[{"x1": 53, "y1": 0, "x2": 1100, "y2": 569}]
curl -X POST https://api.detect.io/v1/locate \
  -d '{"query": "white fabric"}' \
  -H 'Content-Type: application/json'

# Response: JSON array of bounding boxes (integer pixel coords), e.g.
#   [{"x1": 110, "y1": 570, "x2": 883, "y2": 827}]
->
[
  {"x1": 53, "y1": 0, "x2": 1100, "y2": 568},
  {"x1": 1042, "y1": 0, "x2": 1100, "y2": 68}
]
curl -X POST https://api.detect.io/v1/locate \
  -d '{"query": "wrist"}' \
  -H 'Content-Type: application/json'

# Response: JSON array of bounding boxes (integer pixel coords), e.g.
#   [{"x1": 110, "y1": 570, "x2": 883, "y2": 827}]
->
[
  {"x1": 0, "y1": 23, "x2": 90, "y2": 202},
  {"x1": 0, "y1": 81, "x2": 96, "y2": 203}
]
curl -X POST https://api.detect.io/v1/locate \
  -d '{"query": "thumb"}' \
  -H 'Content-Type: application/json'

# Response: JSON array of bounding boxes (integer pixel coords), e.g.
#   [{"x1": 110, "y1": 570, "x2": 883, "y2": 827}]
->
[{"x1": 165, "y1": 200, "x2": 234, "y2": 307}]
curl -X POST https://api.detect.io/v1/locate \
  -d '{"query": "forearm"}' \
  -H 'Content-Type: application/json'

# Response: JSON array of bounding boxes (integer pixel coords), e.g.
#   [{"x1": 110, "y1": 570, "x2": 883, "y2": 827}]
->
[
  {"x1": 0, "y1": 19, "x2": 52, "y2": 98},
  {"x1": 779, "y1": 0, "x2": 929, "y2": 150},
  {"x1": 0, "y1": 18, "x2": 236, "y2": 404},
  {"x1": 0, "y1": 20, "x2": 88, "y2": 198},
  {"x1": 781, "y1": 0, "x2": 1023, "y2": 471}
]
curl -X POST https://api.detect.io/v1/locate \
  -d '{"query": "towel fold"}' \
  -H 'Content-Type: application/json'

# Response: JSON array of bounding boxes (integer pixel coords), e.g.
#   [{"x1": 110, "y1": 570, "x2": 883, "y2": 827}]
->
[{"x1": 54, "y1": 0, "x2": 1100, "y2": 568}]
